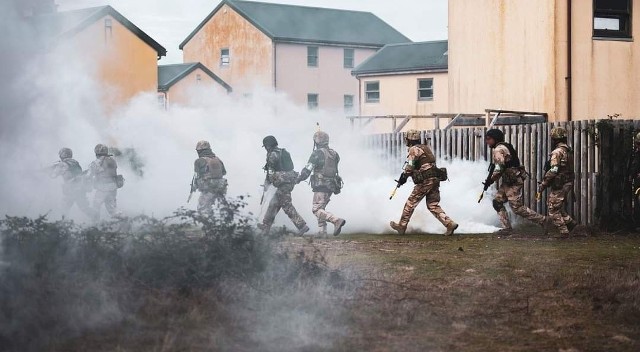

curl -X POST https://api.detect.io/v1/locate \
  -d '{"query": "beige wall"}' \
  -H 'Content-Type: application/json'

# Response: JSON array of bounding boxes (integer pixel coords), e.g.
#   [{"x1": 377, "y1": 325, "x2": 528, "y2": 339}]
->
[
  {"x1": 275, "y1": 43, "x2": 376, "y2": 112},
  {"x1": 182, "y1": 4, "x2": 274, "y2": 95},
  {"x1": 70, "y1": 14, "x2": 159, "y2": 108},
  {"x1": 358, "y1": 72, "x2": 449, "y2": 132},
  {"x1": 165, "y1": 68, "x2": 229, "y2": 107},
  {"x1": 448, "y1": 0, "x2": 558, "y2": 119}
]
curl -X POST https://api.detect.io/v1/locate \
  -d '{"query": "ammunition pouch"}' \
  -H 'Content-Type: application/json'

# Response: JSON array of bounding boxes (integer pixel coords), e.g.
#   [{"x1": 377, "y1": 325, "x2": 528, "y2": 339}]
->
[
  {"x1": 198, "y1": 178, "x2": 228, "y2": 193},
  {"x1": 412, "y1": 167, "x2": 444, "y2": 184},
  {"x1": 551, "y1": 172, "x2": 573, "y2": 190},
  {"x1": 502, "y1": 167, "x2": 526, "y2": 186},
  {"x1": 272, "y1": 171, "x2": 298, "y2": 187},
  {"x1": 310, "y1": 174, "x2": 343, "y2": 194}
]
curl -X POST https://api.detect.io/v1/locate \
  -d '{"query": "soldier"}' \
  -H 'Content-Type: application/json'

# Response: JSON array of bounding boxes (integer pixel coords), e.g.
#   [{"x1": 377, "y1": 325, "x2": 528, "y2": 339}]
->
[
  {"x1": 296, "y1": 131, "x2": 346, "y2": 236},
  {"x1": 538, "y1": 127, "x2": 577, "y2": 236},
  {"x1": 89, "y1": 144, "x2": 121, "y2": 220},
  {"x1": 50, "y1": 147, "x2": 95, "y2": 219},
  {"x1": 628, "y1": 133, "x2": 640, "y2": 226},
  {"x1": 390, "y1": 129, "x2": 458, "y2": 236},
  {"x1": 484, "y1": 129, "x2": 547, "y2": 235},
  {"x1": 258, "y1": 135, "x2": 309, "y2": 236},
  {"x1": 194, "y1": 140, "x2": 228, "y2": 216}
]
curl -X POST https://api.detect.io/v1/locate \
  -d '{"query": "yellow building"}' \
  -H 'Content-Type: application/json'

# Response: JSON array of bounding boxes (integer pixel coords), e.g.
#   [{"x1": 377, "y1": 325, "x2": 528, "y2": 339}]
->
[
  {"x1": 352, "y1": 41, "x2": 449, "y2": 132},
  {"x1": 32, "y1": 6, "x2": 166, "y2": 108},
  {"x1": 448, "y1": 0, "x2": 640, "y2": 121},
  {"x1": 158, "y1": 63, "x2": 232, "y2": 108}
]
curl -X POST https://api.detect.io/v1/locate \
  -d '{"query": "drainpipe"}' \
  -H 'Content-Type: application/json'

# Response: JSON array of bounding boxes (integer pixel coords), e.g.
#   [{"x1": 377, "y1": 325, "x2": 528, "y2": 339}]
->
[{"x1": 566, "y1": 0, "x2": 572, "y2": 121}]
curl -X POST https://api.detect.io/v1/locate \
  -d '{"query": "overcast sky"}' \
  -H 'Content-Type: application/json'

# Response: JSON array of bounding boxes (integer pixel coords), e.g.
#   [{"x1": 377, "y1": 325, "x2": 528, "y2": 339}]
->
[{"x1": 56, "y1": 0, "x2": 448, "y2": 63}]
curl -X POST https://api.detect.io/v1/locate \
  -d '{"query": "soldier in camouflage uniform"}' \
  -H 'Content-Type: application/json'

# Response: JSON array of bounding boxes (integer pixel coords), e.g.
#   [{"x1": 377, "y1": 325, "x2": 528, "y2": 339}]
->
[
  {"x1": 89, "y1": 144, "x2": 121, "y2": 220},
  {"x1": 50, "y1": 147, "x2": 95, "y2": 219},
  {"x1": 538, "y1": 127, "x2": 577, "y2": 236},
  {"x1": 390, "y1": 130, "x2": 458, "y2": 236},
  {"x1": 296, "y1": 131, "x2": 346, "y2": 236},
  {"x1": 258, "y1": 136, "x2": 309, "y2": 236},
  {"x1": 194, "y1": 140, "x2": 228, "y2": 216},
  {"x1": 484, "y1": 129, "x2": 547, "y2": 235}
]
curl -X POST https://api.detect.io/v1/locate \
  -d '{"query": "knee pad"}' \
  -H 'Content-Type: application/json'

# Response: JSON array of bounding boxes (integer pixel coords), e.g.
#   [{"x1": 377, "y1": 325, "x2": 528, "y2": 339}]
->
[{"x1": 493, "y1": 199, "x2": 505, "y2": 212}]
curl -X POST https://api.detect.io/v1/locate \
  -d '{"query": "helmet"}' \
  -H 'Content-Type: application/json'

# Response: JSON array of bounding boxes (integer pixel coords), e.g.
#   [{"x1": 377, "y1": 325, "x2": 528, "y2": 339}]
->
[
  {"x1": 550, "y1": 127, "x2": 567, "y2": 139},
  {"x1": 405, "y1": 129, "x2": 421, "y2": 142},
  {"x1": 485, "y1": 129, "x2": 505, "y2": 143},
  {"x1": 58, "y1": 147, "x2": 72, "y2": 160},
  {"x1": 634, "y1": 132, "x2": 640, "y2": 143},
  {"x1": 313, "y1": 131, "x2": 330, "y2": 146},
  {"x1": 262, "y1": 135, "x2": 278, "y2": 149},
  {"x1": 94, "y1": 144, "x2": 109, "y2": 156},
  {"x1": 196, "y1": 140, "x2": 211, "y2": 151}
]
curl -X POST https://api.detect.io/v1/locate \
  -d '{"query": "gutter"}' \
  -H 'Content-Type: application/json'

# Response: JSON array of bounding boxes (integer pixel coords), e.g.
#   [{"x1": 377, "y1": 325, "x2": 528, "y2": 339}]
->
[{"x1": 567, "y1": 0, "x2": 572, "y2": 121}]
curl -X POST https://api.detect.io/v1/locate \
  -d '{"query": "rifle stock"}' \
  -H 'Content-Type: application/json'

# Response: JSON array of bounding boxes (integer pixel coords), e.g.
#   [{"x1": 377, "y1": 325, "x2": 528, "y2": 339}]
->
[{"x1": 187, "y1": 173, "x2": 196, "y2": 203}]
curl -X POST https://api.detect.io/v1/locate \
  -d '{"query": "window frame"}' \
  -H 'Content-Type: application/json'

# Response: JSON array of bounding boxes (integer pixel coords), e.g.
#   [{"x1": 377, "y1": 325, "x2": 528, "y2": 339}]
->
[
  {"x1": 365, "y1": 81, "x2": 380, "y2": 103},
  {"x1": 593, "y1": 0, "x2": 632, "y2": 39},
  {"x1": 220, "y1": 48, "x2": 230, "y2": 67},
  {"x1": 104, "y1": 18, "x2": 113, "y2": 40},
  {"x1": 307, "y1": 46, "x2": 319, "y2": 67},
  {"x1": 343, "y1": 48, "x2": 355, "y2": 68},
  {"x1": 307, "y1": 93, "x2": 319, "y2": 110},
  {"x1": 417, "y1": 78, "x2": 434, "y2": 101},
  {"x1": 343, "y1": 94, "x2": 354, "y2": 113}
]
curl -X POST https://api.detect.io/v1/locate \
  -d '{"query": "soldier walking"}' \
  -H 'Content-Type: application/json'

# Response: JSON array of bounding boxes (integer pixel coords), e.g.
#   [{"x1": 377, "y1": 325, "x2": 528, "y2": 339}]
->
[
  {"x1": 193, "y1": 140, "x2": 228, "y2": 216},
  {"x1": 258, "y1": 136, "x2": 309, "y2": 236},
  {"x1": 89, "y1": 144, "x2": 122, "y2": 220},
  {"x1": 296, "y1": 131, "x2": 346, "y2": 236},
  {"x1": 390, "y1": 130, "x2": 458, "y2": 236},
  {"x1": 484, "y1": 129, "x2": 547, "y2": 235},
  {"x1": 50, "y1": 147, "x2": 95, "y2": 219},
  {"x1": 538, "y1": 127, "x2": 577, "y2": 236}
]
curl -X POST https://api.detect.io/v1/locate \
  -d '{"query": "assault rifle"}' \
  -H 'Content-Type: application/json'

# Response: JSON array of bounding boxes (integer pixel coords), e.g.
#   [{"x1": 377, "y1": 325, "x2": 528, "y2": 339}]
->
[
  {"x1": 389, "y1": 161, "x2": 409, "y2": 200},
  {"x1": 187, "y1": 173, "x2": 196, "y2": 203},
  {"x1": 478, "y1": 163, "x2": 496, "y2": 203},
  {"x1": 260, "y1": 167, "x2": 270, "y2": 205}
]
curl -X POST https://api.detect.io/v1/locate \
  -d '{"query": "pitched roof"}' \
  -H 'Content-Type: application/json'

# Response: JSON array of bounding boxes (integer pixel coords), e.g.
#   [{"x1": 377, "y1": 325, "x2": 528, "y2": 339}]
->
[
  {"x1": 180, "y1": 0, "x2": 411, "y2": 49},
  {"x1": 31, "y1": 5, "x2": 167, "y2": 57},
  {"x1": 352, "y1": 41, "x2": 448, "y2": 76},
  {"x1": 158, "y1": 63, "x2": 233, "y2": 92}
]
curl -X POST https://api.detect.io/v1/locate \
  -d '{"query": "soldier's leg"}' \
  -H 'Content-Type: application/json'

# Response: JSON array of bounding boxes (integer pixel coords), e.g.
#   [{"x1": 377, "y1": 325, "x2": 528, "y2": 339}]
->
[
  {"x1": 547, "y1": 188, "x2": 569, "y2": 235},
  {"x1": 278, "y1": 185, "x2": 307, "y2": 230},
  {"x1": 493, "y1": 186, "x2": 511, "y2": 229},
  {"x1": 197, "y1": 192, "x2": 215, "y2": 216},
  {"x1": 424, "y1": 180, "x2": 454, "y2": 227},
  {"x1": 261, "y1": 193, "x2": 281, "y2": 230},
  {"x1": 92, "y1": 190, "x2": 105, "y2": 221},
  {"x1": 506, "y1": 183, "x2": 546, "y2": 225},
  {"x1": 312, "y1": 192, "x2": 340, "y2": 226},
  {"x1": 61, "y1": 194, "x2": 74, "y2": 216},
  {"x1": 559, "y1": 184, "x2": 576, "y2": 228},
  {"x1": 104, "y1": 190, "x2": 119, "y2": 217},
  {"x1": 398, "y1": 183, "x2": 427, "y2": 228},
  {"x1": 75, "y1": 192, "x2": 96, "y2": 220}
]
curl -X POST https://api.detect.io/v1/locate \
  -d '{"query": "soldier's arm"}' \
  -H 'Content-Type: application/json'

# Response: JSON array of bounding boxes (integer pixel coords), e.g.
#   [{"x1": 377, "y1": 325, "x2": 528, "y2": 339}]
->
[
  {"x1": 403, "y1": 147, "x2": 423, "y2": 175},
  {"x1": 541, "y1": 150, "x2": 561, "y2": 187},
  {"x1": 490, "y1": 147, "x2": 507, "y2": 182},
  {"x1": 298, "y1": 151, "x2": 323, "y2": 182},
  {"x1": 265, "y1": 151, "x2": 279, "y2": 183},
  {"x1": 49, "y1": 162, "x2": 66, "y2": 178}
]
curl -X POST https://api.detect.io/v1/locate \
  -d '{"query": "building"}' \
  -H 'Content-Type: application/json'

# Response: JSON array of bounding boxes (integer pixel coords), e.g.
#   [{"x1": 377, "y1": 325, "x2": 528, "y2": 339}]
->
[
  {"x1": 32, "y1": 5, "x2": 166, "y2": 108},
  {"x1": 352, "y1": 41, "x2": 449, "y2": 131},
  {"x1": 179, "y1": 0, "x2": 410, "y2": 112},
  {"x1": 448, "y1": 0, "x2": 640, "y2": 121},
  {"x1": 158, "y1": 63, "x2": 232, "y2": 108}
]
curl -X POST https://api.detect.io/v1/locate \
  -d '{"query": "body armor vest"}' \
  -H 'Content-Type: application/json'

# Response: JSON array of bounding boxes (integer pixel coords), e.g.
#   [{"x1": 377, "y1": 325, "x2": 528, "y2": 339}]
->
[
  {"x1": 314, "y1": 148, "x2": 339, "y2": 178},
  {"x1": 416, "y1": 145, "x2": 436, "y2": 169},
  {"x1": 62, "y1": 159, "x2": 83, "y2": 182},
  {"x1": 497, "y1": 142, "x2": 521, "y2": 168},
  {"x1": 202, "y1": 156, "x2": 224, "y2": 179}
]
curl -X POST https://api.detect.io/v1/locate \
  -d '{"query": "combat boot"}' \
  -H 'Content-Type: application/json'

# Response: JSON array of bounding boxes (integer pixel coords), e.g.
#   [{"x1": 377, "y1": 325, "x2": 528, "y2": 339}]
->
[
  {"x1": 567, "y1": 220, "x2": 578, "y2": 232},
  {"x1": 297, "y1": 225, "x2": 310, "y2": 236},
  {"x1": 444, "y1": 221, "x2": 459, "y2": 236},
  {"x1": 333, "y1": 219, "x2": 346, "y2": 236},
  {"x1": 390, "y1": 221, "x2": 406, "y2": 235},
  {"x1": 257, "y1": 223, "x2": 271, "y2": 235}
]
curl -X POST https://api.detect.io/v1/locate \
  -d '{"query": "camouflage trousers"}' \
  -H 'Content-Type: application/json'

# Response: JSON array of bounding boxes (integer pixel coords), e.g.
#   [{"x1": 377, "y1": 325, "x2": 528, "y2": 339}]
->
[
  {"x1": 262, "y1": 183, "x2": 307, "y2": 230},
  {"x1": 197, "y1": 191, "x2": 228, "y2": 216},
  {"x1": 312, "y1": 192, "x2": 340, "y2": 229},
  {"x1": 547, "y1": 183, "x2": 575, "y2": 234},
  {"x1": 494, "y1": 182, "x2": 546, "y2": 229},
  {"x1": 62, "y1": 190, "x2": 95, "y2": 219},
  {"x1": 398, "y1": 178, "x2": 453, "y2": 228},
  {"x1": 93, "y1": 189, "x2": 118, "y2": 220}
]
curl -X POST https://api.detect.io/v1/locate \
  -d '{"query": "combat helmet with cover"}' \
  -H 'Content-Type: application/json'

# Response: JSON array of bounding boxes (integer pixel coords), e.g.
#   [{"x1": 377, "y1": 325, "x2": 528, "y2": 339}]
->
[
  {"x1": 262, "y1": 135, "x2": 278, "y2": 149},
  {"x1": 405, "y1": 129, "x2": 421, "y2": 142},
  {"x1": 313, "y1": 131, "x2": 330, "y2": 146},
  {"x1": 58, "y1": 147, "x2": 73, "y2": 160},
  {"x1": 550, "y1": 127, "x2": 568, "y2": 140},
  {"x1": 94, "y1": 144, "x2": 109, "y2": 157},
  {"x1": 196, "y1": 140, "x2": 211, "y2": 151}
]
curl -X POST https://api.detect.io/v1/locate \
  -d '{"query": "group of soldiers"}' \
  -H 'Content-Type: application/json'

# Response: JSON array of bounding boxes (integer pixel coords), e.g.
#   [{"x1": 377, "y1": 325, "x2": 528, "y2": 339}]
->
[
  {"x1": 390, "y1": 126, "x2": 577, "y2": 237},
  {"x1": 192, "y1": 131, "x2": 346, "y2": 237},
  {"x1": 50, "y1": 144, "x2": 123, "y2": 221}
]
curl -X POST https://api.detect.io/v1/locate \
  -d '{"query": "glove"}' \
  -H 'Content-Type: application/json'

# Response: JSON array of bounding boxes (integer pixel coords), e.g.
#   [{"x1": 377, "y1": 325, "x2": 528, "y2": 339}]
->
[
  {"x1": 397, "y1": 173, "x2": 408, "y2": 186},
  {"x1": 295, "y1": 175, "x2": 303, "y2": 184},
  {"x1": 537, "y1": 183, "x2": 547, "y2": 193}
]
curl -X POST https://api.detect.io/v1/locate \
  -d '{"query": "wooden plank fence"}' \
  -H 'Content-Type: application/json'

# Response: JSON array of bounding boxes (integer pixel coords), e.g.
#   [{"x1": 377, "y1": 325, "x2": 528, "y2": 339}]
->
[{"x1": 367, "y1": 119, "x2": 640, "y2": 229}]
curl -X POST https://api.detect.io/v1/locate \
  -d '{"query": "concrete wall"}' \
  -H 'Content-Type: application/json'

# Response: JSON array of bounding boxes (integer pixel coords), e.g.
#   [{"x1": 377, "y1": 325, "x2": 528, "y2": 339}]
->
[
  {"x1": 165, "y1": 68, "x2": 229, "y2": 107},
  {"x1": 357, "y1": 72, "x2": 449, "y2": 132},
  {"x1": 182, "y1": 4, "x2": 274, "y2": 95},
  {"x1": 275, "y1": 43, "x2": 376, "y2": 112}
]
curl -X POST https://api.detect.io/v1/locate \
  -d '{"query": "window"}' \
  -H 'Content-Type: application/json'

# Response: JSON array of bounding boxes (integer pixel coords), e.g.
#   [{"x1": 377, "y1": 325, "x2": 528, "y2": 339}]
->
[
  {"x1": 593, "y1": 0, "x2": 632, "y2": 38},
  {"x1": 365, "y1": 81, "x2": 380, "y2": 103},
  {"x1": 418, "y1": 79, "x2": 434, "y2": 101},
  {"x1": 104, "y1": 18, "x2": 112, "y2": 40},
  {"x1": 307, "y1": 46, "x2": 318, "y2": 67},
  {"x1": 344, "y1": 48, "x2": 355, "y2": 68},
  {"x1": 196, "y1": 74, "x2": 202, "y2": 83},
  {"x1": 220, "y1": 48, "x2": 230, "y2": 66},
  {"x1": 344, "y1": 95, "x2": 354, "y2": 113},
  {"x1": 307, "y1": 94, "x2": 319, "y2": 110}
]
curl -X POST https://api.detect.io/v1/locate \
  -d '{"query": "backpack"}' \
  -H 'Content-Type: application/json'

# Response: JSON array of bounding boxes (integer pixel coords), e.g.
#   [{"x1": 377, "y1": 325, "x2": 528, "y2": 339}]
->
[{"x1": 278, "y1": 149, "x2": 295, "y2": 172}]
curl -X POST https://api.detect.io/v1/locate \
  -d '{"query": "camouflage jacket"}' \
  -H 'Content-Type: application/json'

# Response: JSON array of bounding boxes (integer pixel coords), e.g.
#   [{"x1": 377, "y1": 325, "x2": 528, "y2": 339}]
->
[
  {"x1": 403, "y1": 145, "x2": 435, "y2": 175},
  {"x1": 89, "y1": 156, "x2": 118, "y2": 191},
  {"x1": 491, "y1": 144, "x2": 524, "y2": 184},
  {"x1": 265, "y1": 148, "x2": 297, "y2": 186},
  {"x1": 543, "y1": 143, "x2": 574, "y2": 187}
]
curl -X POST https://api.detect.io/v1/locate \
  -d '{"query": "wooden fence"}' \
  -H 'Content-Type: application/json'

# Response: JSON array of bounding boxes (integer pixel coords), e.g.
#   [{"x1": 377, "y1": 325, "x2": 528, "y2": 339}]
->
[{"x1": 366, "y1": 119, "x2": 640, "y2": 229}]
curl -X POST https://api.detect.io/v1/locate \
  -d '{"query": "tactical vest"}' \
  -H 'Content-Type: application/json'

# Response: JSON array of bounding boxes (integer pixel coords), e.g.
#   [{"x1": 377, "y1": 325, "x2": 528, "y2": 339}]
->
[
  {"x1": 314, "y1": 148, "x2": 339, "y2": 178},
  {"x1": 496, "y1": 142, "x2": 521, "y2": 168},
  {"x1": 556, "y1": 144, "x2": 575, "y2": 179},
  {"x1": 62, "y1": 159, "x2": 83, "y2": 182},
  {"x1": 415, "y1": 145, "x2": 436, "y2": 169},
  {"x1": 202, "y1": 156, "x2": 224, "y2": 179}
]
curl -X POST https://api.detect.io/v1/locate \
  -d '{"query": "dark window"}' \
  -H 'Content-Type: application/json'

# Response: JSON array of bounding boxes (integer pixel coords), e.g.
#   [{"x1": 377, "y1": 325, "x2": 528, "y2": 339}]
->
[
  {"x1": 307, "y1": 46, "x2": 319, "y2": 67},
  {"x1": 344, "y1": 48, "x2": 355, "y2": 68},
  {"x1": 344, "y1": 95, "x2": 354, "y2": 113},
  {"x1": 365, "y1": 81, "x2": 380, "y2": 103},
  {"x1": 104, "y1": 18, "x2": 112, "y2": 40},
  {"x1": 594, "y1": 0, "x2": 632, "y2": 38},
  {"x1": 418, "y1": 79, "x2": 434, "y2": 101},
  {"x1": 220, "y1": 48, "x2": 230, "y2": 66},
  {"x1": 196, "y1": 74, "x2": 202, "y2": 82},
  {"x1": 308, "y1": 94, "x2": 319, "y2": 110}
]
